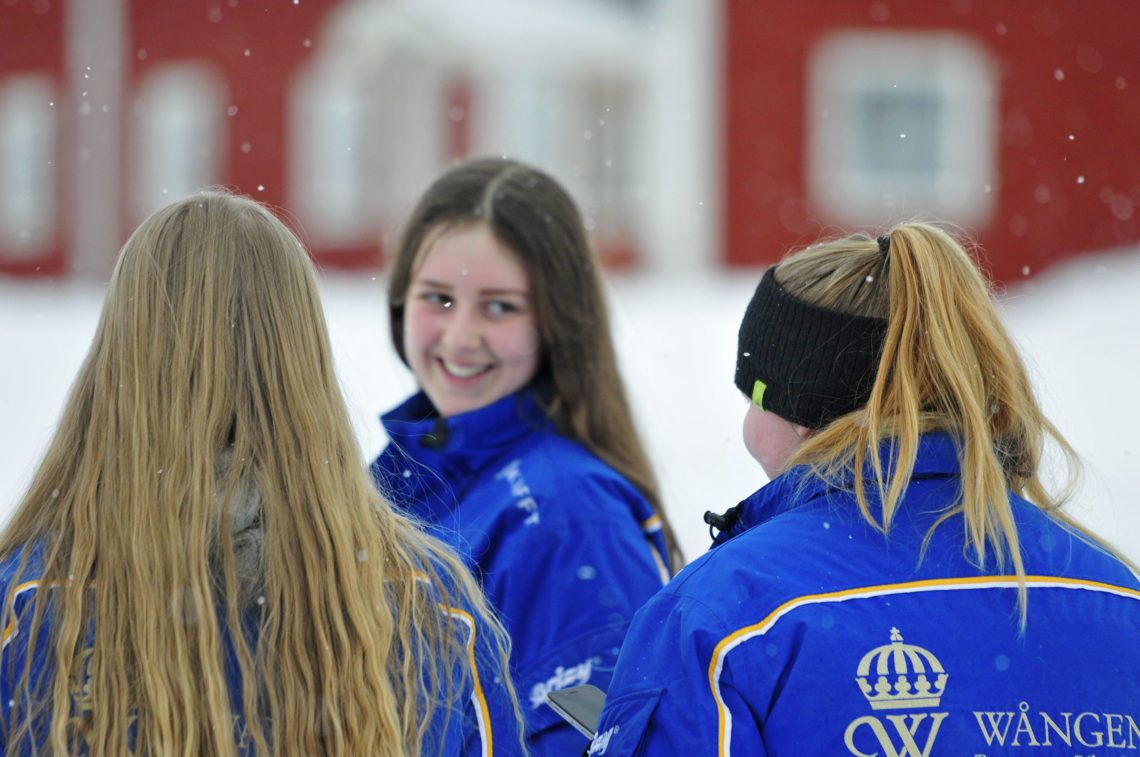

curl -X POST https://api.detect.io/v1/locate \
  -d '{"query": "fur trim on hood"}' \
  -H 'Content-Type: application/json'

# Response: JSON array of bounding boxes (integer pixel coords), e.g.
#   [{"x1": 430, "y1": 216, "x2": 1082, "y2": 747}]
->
[{"x1": 210, "y1": 447, "x2": 266, "y2": 610}]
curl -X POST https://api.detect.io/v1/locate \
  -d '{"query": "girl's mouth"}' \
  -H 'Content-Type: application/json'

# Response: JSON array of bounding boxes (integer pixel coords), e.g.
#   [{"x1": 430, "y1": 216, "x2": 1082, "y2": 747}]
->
[{"x1": 440, "y1": 358, "x2": 490, "y2": 379}]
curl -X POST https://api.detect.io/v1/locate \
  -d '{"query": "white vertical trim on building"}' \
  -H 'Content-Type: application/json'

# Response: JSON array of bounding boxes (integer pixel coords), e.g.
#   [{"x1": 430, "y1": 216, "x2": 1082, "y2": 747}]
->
[
  {"x1": 638, "y1": 0, "x2": 722, "y2": 272},
  {"x1": 67, "y1": 0, "x2": 125, "y2": 276}
]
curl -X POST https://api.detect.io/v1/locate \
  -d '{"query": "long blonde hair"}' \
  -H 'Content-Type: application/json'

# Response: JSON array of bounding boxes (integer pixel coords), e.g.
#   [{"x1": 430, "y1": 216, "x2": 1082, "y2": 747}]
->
[
  {"x1": 386, "y1": 157, "x2": 682, "y2": 570},
  {"x1": 0, "y1": 191, "x2": 515, "y2": 755},
  {"x1": 777, "y1": 222, "x2": 1128, "y2": 623}
]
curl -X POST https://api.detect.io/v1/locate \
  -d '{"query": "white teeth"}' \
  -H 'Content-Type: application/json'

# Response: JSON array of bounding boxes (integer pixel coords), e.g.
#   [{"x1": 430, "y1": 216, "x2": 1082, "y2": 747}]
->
[{"x1": 442, "y1": 360, "x2": 486, "y2": 378}]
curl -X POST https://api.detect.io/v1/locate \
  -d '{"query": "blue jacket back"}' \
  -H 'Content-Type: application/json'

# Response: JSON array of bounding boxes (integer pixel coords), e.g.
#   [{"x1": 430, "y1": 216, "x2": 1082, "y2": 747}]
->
[
  {"x1": 0, "y1": 541, "x2": 514, "y2": 756},
  {"x1": 592, "y1": 434, "x2": 1140, "y2": 756}
]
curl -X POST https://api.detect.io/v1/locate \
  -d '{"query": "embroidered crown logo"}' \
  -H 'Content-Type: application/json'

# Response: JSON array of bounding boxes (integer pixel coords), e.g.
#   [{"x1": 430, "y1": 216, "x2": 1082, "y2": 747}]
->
[{"x1": 855, "y1": 627, "x2": 948, "y2": 710}]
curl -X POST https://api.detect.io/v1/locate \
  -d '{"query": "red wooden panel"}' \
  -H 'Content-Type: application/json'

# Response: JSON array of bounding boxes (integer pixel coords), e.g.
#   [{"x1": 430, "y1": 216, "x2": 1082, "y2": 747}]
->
[
  {"x1": 723, "y1": 0, "x2": 1140, "y2": 283},
  {"x1": 127, "y1": 1, "x2": 379, "y2": 267}
]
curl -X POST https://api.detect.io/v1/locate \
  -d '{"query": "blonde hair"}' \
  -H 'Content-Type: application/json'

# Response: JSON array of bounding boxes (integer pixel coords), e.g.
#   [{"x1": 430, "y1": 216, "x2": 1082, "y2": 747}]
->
[
  {"x1": 0, "y1": 191, "x2": 516, "y2": 755},
  {"x1": 777, "y1": 222, "x2": 1127, "y2": 624}
]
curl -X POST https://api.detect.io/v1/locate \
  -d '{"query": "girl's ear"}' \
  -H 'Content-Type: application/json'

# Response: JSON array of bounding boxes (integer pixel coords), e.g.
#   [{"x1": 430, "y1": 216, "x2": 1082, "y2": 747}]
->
[{"x1": 794, "y1": 424, "x2": 817, "y2": 441}]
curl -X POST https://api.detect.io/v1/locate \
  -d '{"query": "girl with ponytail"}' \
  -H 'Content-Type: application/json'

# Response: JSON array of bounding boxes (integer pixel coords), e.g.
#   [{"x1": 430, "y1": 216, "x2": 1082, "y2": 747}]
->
[{"x1": 588, "y1": 222, "x2": 1140, "y2": 756}]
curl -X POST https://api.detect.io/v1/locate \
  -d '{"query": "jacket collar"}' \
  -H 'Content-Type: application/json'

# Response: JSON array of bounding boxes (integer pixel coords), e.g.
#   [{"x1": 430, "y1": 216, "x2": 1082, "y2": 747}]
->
[
  {"x1": 381, "y1": 388, "x2": 554, "y2": 462},
  {"x1": 706, "y1": 433, "x2": 963, "y2": 547},
  {"x1": 374, "y1": 388, "x2": 555, "y2": 520}
]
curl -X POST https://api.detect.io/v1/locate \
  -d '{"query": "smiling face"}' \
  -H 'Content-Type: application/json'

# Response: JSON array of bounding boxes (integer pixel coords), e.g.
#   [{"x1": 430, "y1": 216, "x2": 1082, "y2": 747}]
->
[{"x1": 403, "y1": 224, "x2": 541, "y2": 417}]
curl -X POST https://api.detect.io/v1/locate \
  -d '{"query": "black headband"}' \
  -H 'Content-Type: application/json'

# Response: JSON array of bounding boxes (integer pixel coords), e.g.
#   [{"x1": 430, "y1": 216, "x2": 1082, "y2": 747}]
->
[{"x1": 734, "y1": 267, "x2": 888, "y2": 428}]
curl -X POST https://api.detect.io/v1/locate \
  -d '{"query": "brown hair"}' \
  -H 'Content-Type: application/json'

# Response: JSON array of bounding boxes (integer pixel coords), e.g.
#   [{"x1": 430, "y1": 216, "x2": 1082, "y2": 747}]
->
[
  {"x1": 0, "y1": 190, "x2": 517, "y2": 755},
  {"x1": 387, "y1": 156, "x2": 681, "y2": 570}
]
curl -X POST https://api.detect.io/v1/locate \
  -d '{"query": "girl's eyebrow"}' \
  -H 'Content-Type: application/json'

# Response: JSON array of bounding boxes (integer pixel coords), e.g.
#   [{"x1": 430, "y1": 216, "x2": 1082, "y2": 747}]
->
[
  {"x1": 413, "y1": 278, "x2": 529, "y2": 298},
  {"x1": 480, "y1": 287, "x2": 530, "y2": 298},
  {"x1": 410, "y1": 278, "x2": 454, "y2": 290}
]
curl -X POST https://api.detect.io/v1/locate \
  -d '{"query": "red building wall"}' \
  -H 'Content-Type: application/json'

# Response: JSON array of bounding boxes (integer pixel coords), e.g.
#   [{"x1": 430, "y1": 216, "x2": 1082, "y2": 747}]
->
[
  {"x1": 1, "y1": 1, "x2": 644, "y2": 276},
  {"x1": 126, "y1": 0, "x2": 374, "y2": 266},
  {"x1": 724, "y1": 1, "x2": 1140, "y2": 283}
]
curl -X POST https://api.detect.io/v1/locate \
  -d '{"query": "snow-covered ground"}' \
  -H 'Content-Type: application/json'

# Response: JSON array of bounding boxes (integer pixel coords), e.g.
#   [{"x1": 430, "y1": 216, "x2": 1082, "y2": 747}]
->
[{"x1": 2, "y1": 247, "x2": 1138, "y2": 565}]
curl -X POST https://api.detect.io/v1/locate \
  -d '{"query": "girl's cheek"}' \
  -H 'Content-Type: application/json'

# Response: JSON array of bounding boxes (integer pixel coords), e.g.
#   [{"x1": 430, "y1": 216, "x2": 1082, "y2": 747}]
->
[
  {"x1": 403, "y1": 305, "x2": 435, "y2": 350},
  {"x1": 519, "y1": 325, "x2": 541, "y2": 356}
]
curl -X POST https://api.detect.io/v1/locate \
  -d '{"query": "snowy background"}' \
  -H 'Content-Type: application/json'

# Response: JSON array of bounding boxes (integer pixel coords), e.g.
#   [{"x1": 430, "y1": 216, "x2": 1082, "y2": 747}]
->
[{"x1": 2, "y1": 244, "x2": 1138, "y2": 566}]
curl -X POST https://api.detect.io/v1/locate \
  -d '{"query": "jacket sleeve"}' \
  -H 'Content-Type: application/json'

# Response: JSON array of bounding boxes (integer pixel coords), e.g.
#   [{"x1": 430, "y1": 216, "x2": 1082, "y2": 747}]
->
[
  {"x1": 590, "y1": 589, "x2": 767, "y2": 757},
  {"x1": 422, "y1": 598, "x2": 526, "y2": 757},
  {"x1": 482, "y1": 475, "x2": 668, "y2": 757}
]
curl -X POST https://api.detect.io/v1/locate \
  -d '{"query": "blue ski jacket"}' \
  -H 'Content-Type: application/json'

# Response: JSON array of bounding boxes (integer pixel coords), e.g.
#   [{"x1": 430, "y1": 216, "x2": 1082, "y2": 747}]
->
[
  {"x1": 371, "y1": 389, "x2": 671, "y2": 757},
  {"x1": 0, "y1": 540, "x2": 517, "y2": 756},
  {"x1": 592, "y1": 433, "x2": 1140, "y2": 757}
]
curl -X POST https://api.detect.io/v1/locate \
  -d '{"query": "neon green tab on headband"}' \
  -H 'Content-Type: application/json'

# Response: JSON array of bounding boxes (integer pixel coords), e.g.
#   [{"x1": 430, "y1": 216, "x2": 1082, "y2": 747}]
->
[{"x1": 751, "y1": 379, "x2": 767, "y2": 409}]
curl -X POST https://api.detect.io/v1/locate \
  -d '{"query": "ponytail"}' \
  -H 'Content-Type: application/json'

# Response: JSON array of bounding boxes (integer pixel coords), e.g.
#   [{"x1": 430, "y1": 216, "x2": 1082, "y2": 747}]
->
[{"x1": 780, "y1": 222, "x2": 1093, "y2": 626}]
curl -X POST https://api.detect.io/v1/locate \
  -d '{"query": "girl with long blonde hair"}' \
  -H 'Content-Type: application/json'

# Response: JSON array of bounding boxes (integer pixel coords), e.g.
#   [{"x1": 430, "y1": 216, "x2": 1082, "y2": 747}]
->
[
  {"x1": 588, "y1": 222, "x2": 1140, "y2": 756},
  {"x1": 0, "y1": 191, "x2": 520, "y2": 756}
]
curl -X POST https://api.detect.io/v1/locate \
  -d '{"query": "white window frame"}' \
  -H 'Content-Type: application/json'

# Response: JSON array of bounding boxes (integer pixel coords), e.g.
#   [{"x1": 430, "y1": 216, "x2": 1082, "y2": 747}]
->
[
  {"x1": 0, "y1": 75, "x2": 58, "y2": 257},
  {"x1": 130, "y1": 63, "x2": 225, "y2": 224},
  {"x1": 807, "y1": 31, "x2": 998, "y2": 227}
]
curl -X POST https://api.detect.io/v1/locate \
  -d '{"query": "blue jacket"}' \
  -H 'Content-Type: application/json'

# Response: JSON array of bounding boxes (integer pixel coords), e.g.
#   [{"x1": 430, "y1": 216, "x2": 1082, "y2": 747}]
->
[
  {"x1": 372, "y1": 389, "x2": 670, "y2": 756},
  {"x1": 592, "y1": 434, "x2": 1140, "y2": 756},
  {"x1": 0, "y1": 541, "x2": 515, "y2": 756}
]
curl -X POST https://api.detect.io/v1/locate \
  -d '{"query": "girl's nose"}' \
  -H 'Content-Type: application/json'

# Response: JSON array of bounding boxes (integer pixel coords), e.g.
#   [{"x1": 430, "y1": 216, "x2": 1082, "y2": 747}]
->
[{"x1": 439, "y1": 303, "x2": 482, "y2": 350}]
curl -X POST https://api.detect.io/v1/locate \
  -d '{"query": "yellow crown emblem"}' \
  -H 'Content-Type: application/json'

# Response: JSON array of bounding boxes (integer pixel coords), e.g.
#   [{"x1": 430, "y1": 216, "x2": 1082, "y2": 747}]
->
[{"x1": 855, "y1": 627, "x2": 948, "y2": 710}]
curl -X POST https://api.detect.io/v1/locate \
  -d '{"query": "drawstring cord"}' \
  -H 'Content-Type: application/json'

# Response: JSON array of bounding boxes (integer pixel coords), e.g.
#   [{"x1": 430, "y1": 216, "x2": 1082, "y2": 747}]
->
[{"x1": 703, "y1": 502, "x2": 744, "y2": 543}]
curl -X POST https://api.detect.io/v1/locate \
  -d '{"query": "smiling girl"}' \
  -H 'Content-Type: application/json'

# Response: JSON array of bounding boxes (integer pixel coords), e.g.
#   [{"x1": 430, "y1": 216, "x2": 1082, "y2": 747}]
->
[
  {"x1": 402, "y1": 223, "x2": 540, "y2": 418},
  {"x1": 371, "y1": 157, "x2": 681, "y2": 756}
]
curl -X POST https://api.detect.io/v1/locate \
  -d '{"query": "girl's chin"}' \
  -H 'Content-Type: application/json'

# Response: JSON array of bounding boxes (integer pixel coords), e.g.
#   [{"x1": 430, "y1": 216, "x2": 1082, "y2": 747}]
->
[{"x1": 425, "y1": 382, "x2": 495, "y2": 417}]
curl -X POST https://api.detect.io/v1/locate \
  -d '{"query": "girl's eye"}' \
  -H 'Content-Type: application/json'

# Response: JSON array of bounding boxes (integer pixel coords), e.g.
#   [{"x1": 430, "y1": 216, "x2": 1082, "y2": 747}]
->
[
  {"x1": 485, "y1": 301, "x2": 519, "y2": 317},
  {"x1": 419, "y1": 292, "x2": 452, "y2": 308}
]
